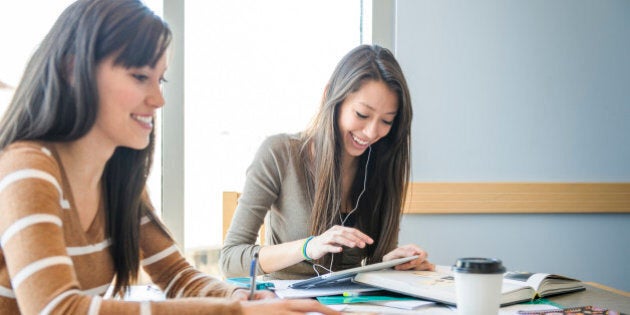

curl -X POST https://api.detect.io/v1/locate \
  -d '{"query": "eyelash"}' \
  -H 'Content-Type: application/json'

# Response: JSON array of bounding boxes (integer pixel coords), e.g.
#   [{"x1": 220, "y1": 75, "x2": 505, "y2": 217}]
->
[
  {"x1": 132, "y1": 74, "x2": 149, "y2": 82},
  {"x1": 133, "y1": 74, "x2": 168, "y2": 85},
  {"x1": 356, "y1": 111, "x2": 394, "y2": 125}
]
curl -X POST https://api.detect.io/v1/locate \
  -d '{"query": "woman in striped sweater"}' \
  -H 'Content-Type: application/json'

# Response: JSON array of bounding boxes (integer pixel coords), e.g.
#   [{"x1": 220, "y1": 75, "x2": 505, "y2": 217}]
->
[{"x1": 0, "y1": 0, "x2": 339, "y2": 314}]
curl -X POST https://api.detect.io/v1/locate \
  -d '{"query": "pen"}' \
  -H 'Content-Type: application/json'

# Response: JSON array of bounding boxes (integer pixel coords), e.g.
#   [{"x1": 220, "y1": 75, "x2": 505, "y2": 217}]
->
[{"x1": 248, "y1": 252, "x2": 258, "y2": 300}]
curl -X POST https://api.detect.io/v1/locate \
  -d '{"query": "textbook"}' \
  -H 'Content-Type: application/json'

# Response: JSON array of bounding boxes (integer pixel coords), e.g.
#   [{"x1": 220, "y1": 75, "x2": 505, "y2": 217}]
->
[{"x1": 353, "y1": 267, "x2": 584, "y2": 306}]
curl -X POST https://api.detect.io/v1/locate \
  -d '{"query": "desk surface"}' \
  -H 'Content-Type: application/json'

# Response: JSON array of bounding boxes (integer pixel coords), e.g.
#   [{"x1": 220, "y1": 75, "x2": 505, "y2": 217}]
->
[
  {"x1": 545, "y1": 283, "x2": 630, "y2": 314},
  {"x1": 126, "y1": 282, "x2": 629, "y2": 314}
]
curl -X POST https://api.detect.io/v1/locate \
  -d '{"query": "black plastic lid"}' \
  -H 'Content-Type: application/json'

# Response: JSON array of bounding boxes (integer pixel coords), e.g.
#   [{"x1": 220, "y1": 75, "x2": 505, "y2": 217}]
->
[{"x1": 452, "y1": 257, "x2": 506, "y2": 274}]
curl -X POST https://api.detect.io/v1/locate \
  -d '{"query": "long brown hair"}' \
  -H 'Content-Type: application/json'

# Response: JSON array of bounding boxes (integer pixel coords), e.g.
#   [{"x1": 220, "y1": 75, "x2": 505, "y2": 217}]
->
[
  {"x1": 0, "y1": 0, "x2": 171, "y2": 296},
  {"x1": 301, "y1": 45, "x2": 412, "y2": 269}
]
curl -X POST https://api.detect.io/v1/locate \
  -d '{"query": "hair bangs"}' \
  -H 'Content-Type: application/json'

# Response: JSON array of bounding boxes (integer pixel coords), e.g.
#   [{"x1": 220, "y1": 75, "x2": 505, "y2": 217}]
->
[{"x1": 114, "y1": 16, "x2": 171, "y2": 68}]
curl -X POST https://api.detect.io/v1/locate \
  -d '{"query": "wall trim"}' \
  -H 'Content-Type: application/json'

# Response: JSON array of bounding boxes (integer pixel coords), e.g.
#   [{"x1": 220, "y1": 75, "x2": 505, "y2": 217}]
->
[{"x1": 403, "y1": 183, "x2": 630, "y2": 214}]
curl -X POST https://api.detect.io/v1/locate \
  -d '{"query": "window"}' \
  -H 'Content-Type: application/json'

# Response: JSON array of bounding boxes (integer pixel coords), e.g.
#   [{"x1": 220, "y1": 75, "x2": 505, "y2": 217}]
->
[
  {"x1": 0, "y1": 1, "x2": 74, "y2": 115},
  {"x1": 183, "y1": 1, "x2": 361, "y2": 268}
]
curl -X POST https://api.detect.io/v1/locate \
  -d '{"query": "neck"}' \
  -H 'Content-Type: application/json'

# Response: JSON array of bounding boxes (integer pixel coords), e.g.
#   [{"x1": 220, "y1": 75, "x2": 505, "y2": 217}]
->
[
  {"x1": 54, "y1": 136, "x2": 114, "y2": 190},
  {"x1": 341, "y1": 153, "x2": 359, "y2": 213}
]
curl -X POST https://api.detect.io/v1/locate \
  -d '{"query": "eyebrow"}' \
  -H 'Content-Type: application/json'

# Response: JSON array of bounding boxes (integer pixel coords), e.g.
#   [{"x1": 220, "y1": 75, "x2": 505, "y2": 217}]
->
[{"x1": 359, "y1": 102, "x2": 397, "y2": 116}]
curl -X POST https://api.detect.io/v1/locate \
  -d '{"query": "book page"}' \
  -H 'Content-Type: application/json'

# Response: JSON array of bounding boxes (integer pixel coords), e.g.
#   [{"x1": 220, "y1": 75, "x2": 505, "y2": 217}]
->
[{"x1": 355, "y1": 269, "x2": 536, "y2": 306}]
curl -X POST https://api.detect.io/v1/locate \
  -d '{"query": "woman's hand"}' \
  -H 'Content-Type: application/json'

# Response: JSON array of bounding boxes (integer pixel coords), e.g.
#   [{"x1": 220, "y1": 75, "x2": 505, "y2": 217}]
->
[
  {"x1": 383, "y1": 244, "x2": 435, "y2": 271},
  {"x1": 241, "y1": 298, "x2": 341, "y2": 315},
  {"x1": 231, "y1": 288, "x2": 277, "y2": 301},
  {"x1": 306, "y1": 225, "x2": 374, "y2": 260}
]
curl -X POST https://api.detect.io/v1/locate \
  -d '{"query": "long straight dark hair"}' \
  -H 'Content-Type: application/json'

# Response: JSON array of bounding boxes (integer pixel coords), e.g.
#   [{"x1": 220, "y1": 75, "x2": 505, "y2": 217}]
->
[
  {"x1": 0, "y1": 0, "x2": 171, "y2": 296},
  {"x1": 301, "y1": 45, "x2": 413, "y2": 269}
]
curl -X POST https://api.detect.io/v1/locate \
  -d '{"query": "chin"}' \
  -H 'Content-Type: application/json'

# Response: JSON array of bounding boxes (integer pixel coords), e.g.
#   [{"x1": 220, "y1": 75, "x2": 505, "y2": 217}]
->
[{"x1": 124, "y1": 139, "x2": 150, "y2": 151}]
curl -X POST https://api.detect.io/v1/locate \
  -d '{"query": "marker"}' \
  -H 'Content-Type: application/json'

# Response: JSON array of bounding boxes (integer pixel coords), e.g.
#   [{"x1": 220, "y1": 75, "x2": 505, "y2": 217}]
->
[{"x1": 342, "y1": 290, "x2": 383, "y2": 297}]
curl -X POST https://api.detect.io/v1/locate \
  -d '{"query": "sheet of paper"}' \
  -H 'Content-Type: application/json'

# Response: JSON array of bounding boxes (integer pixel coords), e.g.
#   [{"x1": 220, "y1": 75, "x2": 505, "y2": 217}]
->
[
  {"x1": 369, "y1": 299, "x2": 435, "y2": 310},
  {"x1": 270, "y1": 280, "x2": 379, "y2": 299},
  {"x1": 499, "y1": 303, "x2": 559, "y2": 315},
  {"x1": 329, "y1": 303, "x2": 454, "y2": 314}
]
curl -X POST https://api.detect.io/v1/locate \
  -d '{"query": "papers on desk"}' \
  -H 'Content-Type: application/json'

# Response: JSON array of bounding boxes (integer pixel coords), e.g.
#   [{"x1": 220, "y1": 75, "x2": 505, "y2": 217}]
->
[{"x1": 270, "y1": 279, "x2": 379, "y2": 299}]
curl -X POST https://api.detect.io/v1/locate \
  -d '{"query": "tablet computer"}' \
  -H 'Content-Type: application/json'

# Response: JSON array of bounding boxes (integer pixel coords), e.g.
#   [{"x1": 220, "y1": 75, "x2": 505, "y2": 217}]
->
[{"x1": 288, "y1": 255, "x2": 419, "y2": 289}]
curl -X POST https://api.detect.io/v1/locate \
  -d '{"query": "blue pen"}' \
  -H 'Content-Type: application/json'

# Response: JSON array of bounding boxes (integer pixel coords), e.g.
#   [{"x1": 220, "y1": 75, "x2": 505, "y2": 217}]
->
[{"x1": 249, "y1": 252, "x2": 258, "y2": 300}]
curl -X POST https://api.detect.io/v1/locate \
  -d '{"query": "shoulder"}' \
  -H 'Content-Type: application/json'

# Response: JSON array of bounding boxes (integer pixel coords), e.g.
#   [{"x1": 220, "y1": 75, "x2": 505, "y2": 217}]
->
[
  {"x1": 0, "y1": 141, "x2": 59, "y2": 174},
  {"x1": 0, "y1": 141, "x2": 63, "y2": 192},
  {"x1": 259, "y1": 133, "x2": 302, "y2": 150},
  {"x1": 256, "y1": 133, "x2": 302, "y2": 159}
]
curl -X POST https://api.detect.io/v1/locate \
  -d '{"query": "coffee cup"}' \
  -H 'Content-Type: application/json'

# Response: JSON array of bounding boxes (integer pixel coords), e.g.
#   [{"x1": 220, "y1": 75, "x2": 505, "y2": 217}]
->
[{"x1": 452, "y1": 257, "x2": 506, "y2": 315}]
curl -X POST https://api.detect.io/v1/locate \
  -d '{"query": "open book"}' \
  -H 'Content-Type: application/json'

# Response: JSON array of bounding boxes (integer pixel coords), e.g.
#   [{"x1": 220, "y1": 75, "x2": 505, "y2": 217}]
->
[
  {"x1": 353, "y1": 267, "x2": 584, "y2": 307},
  {"x1": 503, "y1": 271, "x2": 585, "y2": 298}
]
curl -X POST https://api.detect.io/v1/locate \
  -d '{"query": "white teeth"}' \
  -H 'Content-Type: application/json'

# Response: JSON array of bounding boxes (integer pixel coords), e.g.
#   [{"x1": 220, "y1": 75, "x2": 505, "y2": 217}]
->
[
  {"x1": 352, "y1": 134, "x2": 369, "y2": 145},
  {"x1": 132, "y1": 115, "x2": 153, "y2": 125}
]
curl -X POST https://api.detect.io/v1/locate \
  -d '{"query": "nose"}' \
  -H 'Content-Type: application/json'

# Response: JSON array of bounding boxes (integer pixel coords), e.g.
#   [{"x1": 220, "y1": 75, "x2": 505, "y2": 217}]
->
[
  {"x1": 147, "y1": 84, "x2": 165, "y2": 108},
  {"x1": 364, "y1": 119, "x2": 380, "y2": 140}
]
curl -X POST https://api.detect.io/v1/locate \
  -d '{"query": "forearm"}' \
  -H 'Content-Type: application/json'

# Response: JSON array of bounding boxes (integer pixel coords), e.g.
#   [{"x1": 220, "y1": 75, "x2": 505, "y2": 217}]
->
[{"x1": 258, "y1": 238, "x2": 309, "y2": 273}]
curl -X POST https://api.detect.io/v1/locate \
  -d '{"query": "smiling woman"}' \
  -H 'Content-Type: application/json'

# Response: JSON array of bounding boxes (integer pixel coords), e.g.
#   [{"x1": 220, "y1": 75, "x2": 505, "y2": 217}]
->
[
  {"x1": 0, "y1": 0, "x2": 341, "y2": 314},
  {"x1": 220, "y1": 45, "x2": 435, "y2": 281}
]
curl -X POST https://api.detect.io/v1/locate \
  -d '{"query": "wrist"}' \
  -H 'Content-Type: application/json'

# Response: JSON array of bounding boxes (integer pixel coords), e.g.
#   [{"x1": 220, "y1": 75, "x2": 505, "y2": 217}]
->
[{"x1": 301, "y1": 236, "x2": 315, "y2": 261}]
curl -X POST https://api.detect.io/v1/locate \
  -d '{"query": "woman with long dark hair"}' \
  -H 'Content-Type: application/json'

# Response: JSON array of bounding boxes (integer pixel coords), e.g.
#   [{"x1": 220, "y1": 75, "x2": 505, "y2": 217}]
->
[
  {"x1": 0, "y1": 0, "x2": 339, "y2": 314},
  {"x1": 221, "y1": 45, "x2": 434, "y2": 279}
]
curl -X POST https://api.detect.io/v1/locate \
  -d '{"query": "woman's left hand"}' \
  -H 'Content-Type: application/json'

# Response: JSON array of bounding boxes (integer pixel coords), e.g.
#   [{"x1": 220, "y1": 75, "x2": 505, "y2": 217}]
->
[
  {"x1": 383, "y1": 244, "x2": 435, "y2": 271},
  {"x1": 231, "y1": 288, "x2": 277, "y2": 301}
]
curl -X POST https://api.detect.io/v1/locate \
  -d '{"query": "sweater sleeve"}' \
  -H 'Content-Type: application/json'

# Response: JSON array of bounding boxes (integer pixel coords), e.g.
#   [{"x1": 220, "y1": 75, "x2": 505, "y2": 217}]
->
[
  {"x1": 0, "y1": 143, "x2": 243, "y2": 315},
  {"x1": 139, "y1": 213, "x2": 240, "y2": 299},
  {"x1": 0, "y1": 144, "x2": 88, "y2": 315},
  {"x1": 219, "y1": 135, "x2": 285, "y2": 277}
]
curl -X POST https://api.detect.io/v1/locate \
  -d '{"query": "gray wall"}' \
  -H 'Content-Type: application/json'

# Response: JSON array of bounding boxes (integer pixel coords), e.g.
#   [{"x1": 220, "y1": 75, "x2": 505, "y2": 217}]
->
[{"x1": 394, "y1": 0, "x2": 630, "y2": 291}]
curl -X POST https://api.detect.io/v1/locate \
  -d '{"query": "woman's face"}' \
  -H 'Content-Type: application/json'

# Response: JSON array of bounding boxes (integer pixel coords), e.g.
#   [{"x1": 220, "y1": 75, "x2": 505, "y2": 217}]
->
[
  {"x1": 337, "y1": 80, "x2": 398, "y2": 161},
  {"x1": 90, "y1": 53, "x2": 168, "y2": 150}
]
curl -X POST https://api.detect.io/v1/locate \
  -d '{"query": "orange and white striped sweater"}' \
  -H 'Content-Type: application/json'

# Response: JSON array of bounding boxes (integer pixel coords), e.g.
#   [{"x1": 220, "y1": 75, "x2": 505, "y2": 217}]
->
[{"x1": 0, "y1": 141, "x2": 243, "y2": 314}]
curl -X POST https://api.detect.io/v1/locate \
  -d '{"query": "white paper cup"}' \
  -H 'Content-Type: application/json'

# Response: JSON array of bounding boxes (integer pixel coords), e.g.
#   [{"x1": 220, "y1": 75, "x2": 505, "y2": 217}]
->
[{"x1": 452, "y1": 258, "x2": 506, "y2": 315}]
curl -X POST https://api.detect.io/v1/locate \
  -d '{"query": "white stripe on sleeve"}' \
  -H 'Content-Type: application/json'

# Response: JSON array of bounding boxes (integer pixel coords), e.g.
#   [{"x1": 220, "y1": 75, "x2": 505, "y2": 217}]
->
[
  {"x1": 141, "y1": 245, "x2": 178, "y2": 267},
  {"x1": 83, "y1": 283, "x2": 111, "y2": 296},
  {"x1": 140, "y1": 216, "x2": 151, "y2": 225},
  {"x1": 163, "y1": 266, "x2": 191, "y2": 296},
  {"x1": 0, "y1": 169, "x2": 70, "y2": 209},
  {"x1": 87, "y1": 296, "x2": 102, "y2": 315},
  {"x1": 40, "y1": 147, "x2": 52, "y2": 156},
  {"x1": 177, "y1": 273, "x2": 206, "y2": 298},
  {"x1": 39, "y1": 289, "x2": 80, "y2": 315},
  {"x1": 11, "y1": 256, "x2": 73, "y2": 289},
  {"x1": 0, "y1": 285, "x2": 15, "y2": 298},
  {"x1": 1, "y1": 214, "x2": 62, "y2": 247},
  {"x1": 140, "y1": 301, "x2": 152, "y2": 315},
  {"x1": 66, "y1": 239, "x2": 111, "y2": 256}
]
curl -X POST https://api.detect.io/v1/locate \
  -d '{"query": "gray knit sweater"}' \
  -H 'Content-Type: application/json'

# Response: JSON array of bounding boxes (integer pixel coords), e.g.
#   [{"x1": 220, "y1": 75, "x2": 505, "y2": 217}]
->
[{"x1": 219, "y1": 133, "x2": 370, "y2": 279}]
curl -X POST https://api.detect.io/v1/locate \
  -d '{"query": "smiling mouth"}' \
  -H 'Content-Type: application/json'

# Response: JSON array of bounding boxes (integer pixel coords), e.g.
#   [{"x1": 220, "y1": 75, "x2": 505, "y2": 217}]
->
[
  {"x1": 131, "y1": 114, "x2": 153, "y2": 127},
  {"x1": 351, "y1": 133, "x2": 369, "y2": 146}
]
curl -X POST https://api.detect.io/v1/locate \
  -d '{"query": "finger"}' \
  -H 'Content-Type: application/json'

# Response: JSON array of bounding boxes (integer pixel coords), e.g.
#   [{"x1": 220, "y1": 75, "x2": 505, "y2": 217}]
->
[
  {"x1": 329, "y1": 226, "x2": 373, "y2": 244},
  {"x1": 344, "y1": 227, "x2": 374, "y2": 244},
  {"x1": 329, "y1": 228, "x2": 373, "y2": 248},
  {"x1": 231, "y1": 289, "x2": 249, "y2": 301},
  {"x1": 254, "y1": 290, "x2": 278, "y2": 300},
  {"x1": 286, "y1": 299, "x2": 342, "y2": 314},
  {"x1": 413, "y1": 260, "x2": 435, "y2": 271}
]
